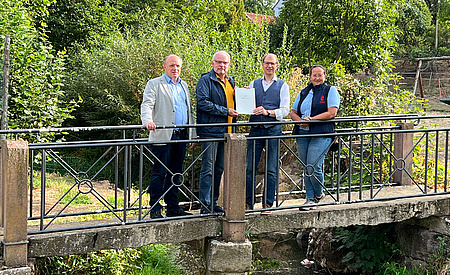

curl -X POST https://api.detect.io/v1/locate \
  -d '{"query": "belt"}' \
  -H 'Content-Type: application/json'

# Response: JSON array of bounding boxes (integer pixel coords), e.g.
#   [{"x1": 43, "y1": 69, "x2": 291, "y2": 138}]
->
[{"x1": 173, "y1": 129, "x2": 187, "y2": 135}]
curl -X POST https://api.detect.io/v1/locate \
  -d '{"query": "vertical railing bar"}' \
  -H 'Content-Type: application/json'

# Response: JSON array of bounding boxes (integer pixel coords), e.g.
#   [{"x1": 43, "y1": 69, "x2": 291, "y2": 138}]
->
[
  {"x1": 263, "y1": 139, "x2": 268, "y2": 208},
  {"x1": 252, "y1": 139, "x2": 256, "y2": 207},
  {"x1": 370, "y1": 133, "x2": 375, "y2": 199},
  {"x1": 139, "y1": 145, "x2": 143, "y2": 220},
  {"x1": 336, "y1": 137, "x2": 341, "y2": 202},
  {"x1": 389, "y1": 132, "x2": 393, "y2": 183},
  {"x1": 424, "y1": 132, "x2": 429, "y2": 194},
  {"x1": 379, "y1": 133, "x2": 383, "y2": 187},
  {"x1": 211, "y1": 142, "x2": 216, "y2": 212},
  {"x1": 359, "y1": 134, "x2": 363, "y2": 199},
  {"x1": 40, "y1": 149, "x2": 46, "y2": 231},
  {"x1": 123, "y1": 144, "x2": 128, "y2": 223},
  {"x1": 29, "y1": 149, "x2": 34, "y2": 217},
  {"x1": 434, "y1": 130, "x2": 439, "y2": 192},
  {"x1": 128, "y1": 140, "x2": 132, "y2": 207},
  {"x1": 331, "y1": 150, "x2": 336, "y2": 188},
  {"x1": 445, "y1": 130, "x2": 449, "y2": 192},
  {"x1": 275, "y1": 138, "x2": 280, "y2": 207},
  {"x1": 115, "y1": 145, "x2": 119, "y2": 209},
  {"x1": 190, "y1": 143, "x2": 195, "y2": 203},
  {"x1": 348, "y1": 136, "x2": 353, "y2": 201}
]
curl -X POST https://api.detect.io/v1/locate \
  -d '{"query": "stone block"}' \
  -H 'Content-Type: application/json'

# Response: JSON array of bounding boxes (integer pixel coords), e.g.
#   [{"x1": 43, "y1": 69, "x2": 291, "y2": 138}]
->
[
  {"x1": 0, "y1": 267, "x2": 32, "y2": 275},
  {"x1": 395, "y1": 222, "x2": 449, "y2": 265},
  {"x1": 206, "y1": 239, "x2": 252, "y2": 275}
]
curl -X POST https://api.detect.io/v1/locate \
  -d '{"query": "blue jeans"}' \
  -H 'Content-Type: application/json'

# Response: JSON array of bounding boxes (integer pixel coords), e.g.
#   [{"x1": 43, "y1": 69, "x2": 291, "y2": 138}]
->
[
  {"x1": 245, "y1": 125, "x2": 281, "y2": 208},
  {"x1": 199, "y1": 140, "x2": 224, "y2": 211},
  {"x1": 296, "y1": 129, "x2": 332, "y2": 200},
  {"x1": 148, "y1": 133, "x2": 187, "y2": 212}
]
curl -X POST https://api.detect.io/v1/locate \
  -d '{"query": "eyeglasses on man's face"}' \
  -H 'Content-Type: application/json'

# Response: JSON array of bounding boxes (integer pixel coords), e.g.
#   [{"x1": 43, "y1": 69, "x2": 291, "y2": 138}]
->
[
  {"x1": 263, "y1": 62, "x2": 277, "y2": 66},
  {"x1": 213, "y1": 60, "x2": 230, "y2": 65}
]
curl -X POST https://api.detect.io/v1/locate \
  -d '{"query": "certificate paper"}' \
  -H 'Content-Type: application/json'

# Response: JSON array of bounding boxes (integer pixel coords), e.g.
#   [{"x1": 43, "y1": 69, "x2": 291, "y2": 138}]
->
[{"x1": 235, "y1": 88, "x2": 255, "y2": 114}]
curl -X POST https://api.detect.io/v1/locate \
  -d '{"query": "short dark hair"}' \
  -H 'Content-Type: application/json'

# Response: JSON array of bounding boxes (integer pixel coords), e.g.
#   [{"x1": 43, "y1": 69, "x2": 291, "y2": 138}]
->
[{"x1": 310, "y1": 65, "x2": 326, "y2": 75}]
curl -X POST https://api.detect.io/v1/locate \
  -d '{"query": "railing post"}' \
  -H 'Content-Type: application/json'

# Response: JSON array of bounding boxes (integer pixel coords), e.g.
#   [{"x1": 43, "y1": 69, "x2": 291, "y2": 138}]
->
[
  {"x1": 393, "y1": 122, "x2": 414, "y2": 186},
  {"x1": 1, "y1": 140, "x2": 29, "y2": 267},
  {"x1": 222, "y1": 133, "x2": 247, "y2": 242},
  {"x1": 205, "y1": 133, "x2": 251, "y2": 275}
]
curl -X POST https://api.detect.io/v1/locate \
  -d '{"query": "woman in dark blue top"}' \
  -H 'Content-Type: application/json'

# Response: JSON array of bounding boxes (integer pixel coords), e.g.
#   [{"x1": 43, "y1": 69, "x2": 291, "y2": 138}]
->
[{"x1": 290, "y1": 65, "x2": 340, "y2": 210}]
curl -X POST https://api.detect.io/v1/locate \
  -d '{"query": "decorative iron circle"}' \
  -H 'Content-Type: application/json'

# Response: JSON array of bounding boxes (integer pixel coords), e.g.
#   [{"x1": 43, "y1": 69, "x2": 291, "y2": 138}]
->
[
  {"x1": 171, "y1": 173, "x2": 185, "y2": 187},
  {"x1": 396, "y1": 158, "x2": 406, "y2": 171},
  {"x1": 304, "y1": 164, "x2": 315, "y2": 177},
  {"x1": 77, "y1": 179, "x2": 94, "y2": 194}
]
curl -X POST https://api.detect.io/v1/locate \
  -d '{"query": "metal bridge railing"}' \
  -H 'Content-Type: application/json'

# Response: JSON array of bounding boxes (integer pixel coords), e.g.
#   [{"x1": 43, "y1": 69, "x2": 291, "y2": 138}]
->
[{"x1": 1, "y1": 114, "x2": 449, "y2": 234}]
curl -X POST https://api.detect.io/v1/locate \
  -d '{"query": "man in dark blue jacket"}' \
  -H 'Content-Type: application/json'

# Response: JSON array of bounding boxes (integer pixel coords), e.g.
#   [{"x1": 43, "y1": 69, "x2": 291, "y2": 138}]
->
[{"x1": 196, "y1": 51, "x2": 238, "y2": 214}]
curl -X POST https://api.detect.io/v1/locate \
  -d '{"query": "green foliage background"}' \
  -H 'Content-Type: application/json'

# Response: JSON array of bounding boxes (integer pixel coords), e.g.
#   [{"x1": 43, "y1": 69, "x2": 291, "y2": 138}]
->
[
  {"x1": 62, "y1": 1, "x2": 293, "y2": 130},
  {"x1": 0, "y1": 0, "x2": 77, "y2": 141},
  {"x1": 1, "y1": 0, "x2": 437, "y2": 140}
]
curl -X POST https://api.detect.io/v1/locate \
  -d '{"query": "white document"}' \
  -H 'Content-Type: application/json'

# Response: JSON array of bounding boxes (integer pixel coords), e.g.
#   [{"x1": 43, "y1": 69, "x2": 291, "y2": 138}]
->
[{"x1": 235, "y1": 88, "x2": 256, "y2": 115}]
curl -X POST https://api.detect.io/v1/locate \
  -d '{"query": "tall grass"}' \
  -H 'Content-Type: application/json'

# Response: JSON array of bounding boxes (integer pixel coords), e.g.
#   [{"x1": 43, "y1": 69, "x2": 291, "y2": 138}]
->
[{"x1": 35, "y1": 244, "x2": 183, "y2": 275}]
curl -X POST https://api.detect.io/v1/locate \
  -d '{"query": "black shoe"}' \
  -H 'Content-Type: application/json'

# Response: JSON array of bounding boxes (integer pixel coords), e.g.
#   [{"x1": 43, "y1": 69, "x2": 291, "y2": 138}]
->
[
  {"x1": 150, "y1": 210, "x2": 163, "y2": 219},
  {"x1": 213, "y1": 205, "x2": 224, "y2": 213},
  {"x1": 166, "y1": 208, "x2": 193, "y2": 217}
]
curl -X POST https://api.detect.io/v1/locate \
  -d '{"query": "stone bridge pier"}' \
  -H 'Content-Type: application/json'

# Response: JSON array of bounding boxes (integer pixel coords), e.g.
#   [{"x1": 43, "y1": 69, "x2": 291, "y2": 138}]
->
[{"x1": 205, "y1": 134, "x2": 252, "y2": 275}]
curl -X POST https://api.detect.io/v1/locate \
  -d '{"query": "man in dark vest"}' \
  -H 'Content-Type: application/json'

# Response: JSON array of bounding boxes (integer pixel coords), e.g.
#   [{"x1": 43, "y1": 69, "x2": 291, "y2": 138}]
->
[{"x1": 245, "y1": 53, "x2": 290, "y2": 214}]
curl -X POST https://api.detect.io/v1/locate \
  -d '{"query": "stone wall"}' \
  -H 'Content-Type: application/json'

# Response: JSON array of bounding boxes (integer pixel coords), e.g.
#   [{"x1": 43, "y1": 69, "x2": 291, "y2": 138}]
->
[{"x1": 249, "y1": 216, "x2": 450, "y2": 274}]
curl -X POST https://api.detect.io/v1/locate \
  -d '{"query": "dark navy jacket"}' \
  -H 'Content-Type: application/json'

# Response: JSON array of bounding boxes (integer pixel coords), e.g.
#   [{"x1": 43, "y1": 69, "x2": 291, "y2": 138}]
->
[
  {"x1": 296, "y1": 83, "x2": 335, "y2": 134},
  {"x1": 196, "y1": 69, "x2": 236, "y2": 138}
]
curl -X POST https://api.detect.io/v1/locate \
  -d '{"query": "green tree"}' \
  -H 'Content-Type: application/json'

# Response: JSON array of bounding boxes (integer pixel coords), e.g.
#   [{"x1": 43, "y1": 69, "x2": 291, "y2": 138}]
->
[
  {"x1": 270, "y1": 0, "x2": 399, "y2": 73},
  {"x1": 434, "y1": 0, "x2": 450, "y2": 55},
  {"x1": 38, "y1": 0, "x2": 126, "y2": 53},
  {"x1": 243, "y1": 0, "x2": 275, "y2": 15},
  {"x1": 63, "y1": 0, "x2": 284, "y2": 134},
  {"x1": 394, "y1": 0, "x2": 433, "y2": 59},
  {"x1": 0, "y1": 0, "x2": 77, "y2": 141}
]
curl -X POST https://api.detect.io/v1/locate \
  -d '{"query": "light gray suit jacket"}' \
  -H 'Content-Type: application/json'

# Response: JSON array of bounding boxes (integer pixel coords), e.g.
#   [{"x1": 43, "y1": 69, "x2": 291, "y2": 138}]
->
[{"x1": 140, "y1": 75, "x2": 196, "y2": 142}]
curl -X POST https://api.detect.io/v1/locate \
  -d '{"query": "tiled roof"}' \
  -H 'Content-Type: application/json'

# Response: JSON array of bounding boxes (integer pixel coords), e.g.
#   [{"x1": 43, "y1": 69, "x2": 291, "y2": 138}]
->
[{"x1": 245, "y1": 12, "x2": 275, "y2": 25}]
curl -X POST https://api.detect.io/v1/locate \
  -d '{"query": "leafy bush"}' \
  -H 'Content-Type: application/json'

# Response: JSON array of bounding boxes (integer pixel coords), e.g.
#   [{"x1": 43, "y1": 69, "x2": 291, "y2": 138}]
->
[
  {"x1": 377, "y1": 236, "x2": 450, "y2": 275},
  {"x1": 63, "y1": 1, "x2": 291, "y2": 133},
  {"x1": 0, "y1": 0, "x2": 77, "y2": 142},
  {"x1": 35, "y1": 244, "x2": 182, "y2": 275},
  {"x1": 332, "y1": 225, "x2": 399, "y2": 274}
]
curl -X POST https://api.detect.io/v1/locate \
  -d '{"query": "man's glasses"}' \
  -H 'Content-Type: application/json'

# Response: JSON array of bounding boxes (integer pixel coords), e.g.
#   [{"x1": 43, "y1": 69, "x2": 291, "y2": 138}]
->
[
  {"x1": 263, "y1": 62, "x2": 277, "y2": 66},
  {"x1": 213, "y1": 60, "x2": 229, "y2": 65}
]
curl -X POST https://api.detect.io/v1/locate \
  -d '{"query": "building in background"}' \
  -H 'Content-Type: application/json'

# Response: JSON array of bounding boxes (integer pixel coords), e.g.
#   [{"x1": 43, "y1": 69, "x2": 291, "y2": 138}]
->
[{"x1": 272, "y1": 0, "x2": 284, "y2": 17}]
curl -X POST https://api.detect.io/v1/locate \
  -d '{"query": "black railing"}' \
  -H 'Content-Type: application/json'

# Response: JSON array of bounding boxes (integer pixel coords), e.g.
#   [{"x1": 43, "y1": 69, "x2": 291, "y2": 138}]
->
[{"x1": 14, "y1": 114, "x2": 449, "y2": 234}]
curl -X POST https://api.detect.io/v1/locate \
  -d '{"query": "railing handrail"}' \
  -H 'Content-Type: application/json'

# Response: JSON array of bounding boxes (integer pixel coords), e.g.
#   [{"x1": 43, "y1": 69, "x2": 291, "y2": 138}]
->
[{"x1": 2, "y1": 113, "x2": 446, "y2": 135}]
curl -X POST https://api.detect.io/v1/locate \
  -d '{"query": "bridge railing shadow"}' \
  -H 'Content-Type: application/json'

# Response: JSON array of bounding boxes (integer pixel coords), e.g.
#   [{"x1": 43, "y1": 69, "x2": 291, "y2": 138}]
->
[{"x1": 2, "y1": 114, "x2": 449, "y2": 235}]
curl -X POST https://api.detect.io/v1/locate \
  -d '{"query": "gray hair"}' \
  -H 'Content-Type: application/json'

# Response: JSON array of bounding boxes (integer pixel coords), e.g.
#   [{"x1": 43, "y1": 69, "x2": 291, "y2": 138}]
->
[{"x1": 212, "y1": 51, "x2": 231, "y2": 62}]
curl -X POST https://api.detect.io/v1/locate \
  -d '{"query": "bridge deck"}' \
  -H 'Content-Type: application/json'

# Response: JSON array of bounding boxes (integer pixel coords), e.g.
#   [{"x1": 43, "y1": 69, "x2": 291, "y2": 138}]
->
[{"x1": 10, "y1": 186, "x2": 448, "y2": 258}]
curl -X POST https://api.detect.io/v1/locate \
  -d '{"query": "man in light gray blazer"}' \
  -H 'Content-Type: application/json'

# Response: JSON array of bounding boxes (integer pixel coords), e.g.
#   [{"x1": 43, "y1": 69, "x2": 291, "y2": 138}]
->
[{"x1": 141, "y1": 54, "x2": 196, "y2": 219}]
